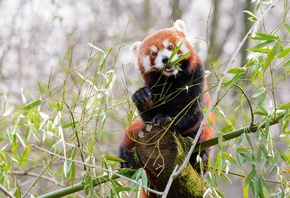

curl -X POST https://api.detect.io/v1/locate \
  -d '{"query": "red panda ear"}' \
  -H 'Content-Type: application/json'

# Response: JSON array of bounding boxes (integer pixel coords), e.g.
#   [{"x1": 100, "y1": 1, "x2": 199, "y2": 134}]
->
[
  {"x1": 131, "y1": 41, "x2": 141, "y2": 58},
  {"x1": 174, "y1": 19, "x2": 186, "y2": 33}
]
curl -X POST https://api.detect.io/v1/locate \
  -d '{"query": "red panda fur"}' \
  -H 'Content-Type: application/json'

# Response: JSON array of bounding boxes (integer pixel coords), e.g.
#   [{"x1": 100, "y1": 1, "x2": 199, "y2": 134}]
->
[
  {"x1": 119, "y1": 20, "x2": 215, "y2": 198},
  {"x1": 120, "y1": 91, "x2": 214, "y2": 155}
]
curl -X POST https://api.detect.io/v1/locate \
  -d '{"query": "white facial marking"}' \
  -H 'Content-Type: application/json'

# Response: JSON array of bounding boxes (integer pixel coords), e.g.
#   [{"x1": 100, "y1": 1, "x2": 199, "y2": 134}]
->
[
  {"x1": 150, "y1": 45, "x2": 157, "y2": 52},
  {"x1": 142, "y1": 55, "x2": 151, "y2": 73},
  {"x1": 176, "y1": 40, "x2": 190, "y2": 55},
  {"x1": 162, "y1": 40, "x2": 173, "y2": 48}
]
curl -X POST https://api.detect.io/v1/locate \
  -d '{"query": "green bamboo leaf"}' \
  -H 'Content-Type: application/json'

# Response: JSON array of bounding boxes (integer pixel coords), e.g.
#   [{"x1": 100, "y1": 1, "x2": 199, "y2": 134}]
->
[
  {"x1": 263, "y1": 41, "x2": 281, "y2": 69},
  {"x1": 104, "y1": 155, "x2": 125, "y2": 163},
  {"x1": 256, "y1": 144, "x2": 262, "y2": 163},
  {"x1": 244, "y1": 169, "x2": 256, "y2": 186},
  {"x1": 71, "y1": 161, "x2": 75, "y2": 185},
  {"x1": 245, "y1": 60, "x2": 258, "y2": 68},
  {"x1": 245, "y1": 134, "x2": 254, "y2": 151},
  {"x1": 0, "y1": 150, "x2": 8, "y2": 168},
  {"x1": 222, "y1": 152, "x2": 238, "y2": 167},
  {"x1": 254, "y1": 109, "x2": 268, "y2": 116},
  {"x1": 19, "y1": 144, "x2": 31, "y2": 165},
  {"x1": 284, "y1": 60, "x2": 290, "y2": 67},
  {"x1": 213, "y1": 152, "x2": 223, "y2": 174},
  {"x1": 268, "y1": 164, "x2": 278, "y2": 176},
  {"x1": 249, "y1": 48, "x2": 272, "y2": 54},
  {"x1": 221, "y1": 125, "x2": 233, "y2": 133},
  {"x1": 278, "y1": 150, "x2": 290, "y2": 163},
  {"x1": 251, "y1": 32, "x2": 279, "y2": 41},
  {"x1": 284, "y1": 23, "x2": 290, "y2": 33},
  {"x1": 22, "y1": 100, "x2": 41, "y2": 110},
  {"x1": 167, "y1": 42, "x2": 191, "y2": 68},
  {"x1": 227, "y1": 67, "x2": 247, "y2": 74},
  {"x1": 169, "y1": 51, "x2": 191, "y2": 66},
  {"x1": 278, "y1": 47, "x2": 290, "y2": 58},
  {"x1": 141, "y1": 169, "x2": 148, "y2": 187},
  {"x1": 248, "y1": 40, "x2": 275, "y2": 53},
  {"x1": 224, "y1": 73, "x2": 243, "y2": 87},
  {"x1": 254, "y1": 174, "x2": 261, "y2": 196},
  {"x1": 168, "y1": 42, "x2": 182, "y2": 63},
  {"x1": 243, "y1": 10, "x2": 258, "y2": 21},
  {"x1": 241, "y1": 153, "x2": 255, "y2": 164},
  {"x1": 252, "y1": 87, "x2": 266, "y2": 98},
  {"x1": 220, "y1": 172, "x2": 231, "y2": 183},
  {"x1": 278, "y1": 102, "x2": 290, "y2": 110},
  {"x1": 62, "y1": 121, "x2": 79, "y2": 128},
  {"x1": 243, "y1": 184, "x2": 249, "y2": 198}
]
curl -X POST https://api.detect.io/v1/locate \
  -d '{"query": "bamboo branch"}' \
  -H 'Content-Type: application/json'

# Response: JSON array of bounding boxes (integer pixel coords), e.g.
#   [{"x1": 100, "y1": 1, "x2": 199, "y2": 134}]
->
[
  {"x1": 38, "y1": 173, "x2": 120, "y2": 198},
  {"x1": 194, "y1": 113, "x2": 284, "y2": 153}
]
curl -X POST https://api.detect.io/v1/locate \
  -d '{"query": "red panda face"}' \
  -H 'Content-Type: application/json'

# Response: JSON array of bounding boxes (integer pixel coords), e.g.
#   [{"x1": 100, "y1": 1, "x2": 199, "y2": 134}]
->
[{"x1": 131, "y1": 20, "x2": 193, "y2": 77}]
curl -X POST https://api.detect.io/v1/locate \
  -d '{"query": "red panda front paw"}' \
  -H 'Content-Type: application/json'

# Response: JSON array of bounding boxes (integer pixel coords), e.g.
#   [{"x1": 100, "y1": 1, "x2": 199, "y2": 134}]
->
[
  {"x1": 152, "y1": 114, "x2": 172, "y2": 126},
  {"x1": 132, "y1": 87, "x2": 153, "y2": 112},
  {"x1": 119, "y1": 145, "x2": 138, "y2": 168},
  {"x1": 132, "y1": 86, "x2": 151, "y2": 103}
]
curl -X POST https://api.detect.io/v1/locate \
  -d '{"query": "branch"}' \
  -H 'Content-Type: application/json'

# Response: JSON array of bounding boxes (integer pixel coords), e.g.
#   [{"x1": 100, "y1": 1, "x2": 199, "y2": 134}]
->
[
  {"x1": 0, "y1": 184, "x2": 15, "y2": 198},
  {"x1": 38, "y1": 172, "x2": 121, "y2": 198},
  {"x1": 194, "y1": 113, "x2": 284, "y2": 153},
  {"x1": 12, "y1": 171, "x2": 67, "y2": 188}
]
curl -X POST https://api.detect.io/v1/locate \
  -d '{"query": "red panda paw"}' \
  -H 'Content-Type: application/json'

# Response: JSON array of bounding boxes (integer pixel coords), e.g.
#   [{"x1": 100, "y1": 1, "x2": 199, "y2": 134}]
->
[
  {"x1": 119, "y1": 145, "x2": 138, "y2": 168},
  {"x1": 152, "y1": 114, "x2": 172, "y2": 126},
  {"x1": 132, "y1": 86, "x2": 151, "y2": 103},
  {"x1": 132, "y1": 86, "x2": 153, "y2": 112}
]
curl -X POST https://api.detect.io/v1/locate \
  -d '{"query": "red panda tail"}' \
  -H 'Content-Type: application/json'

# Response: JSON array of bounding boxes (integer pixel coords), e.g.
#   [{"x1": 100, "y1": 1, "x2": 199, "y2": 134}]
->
[
  {"x1": 119, "y1": 117, "x2": 145, "y2": 168},
  {"x1": 121, "y1": 117, "x2": 145, "y2": 149},
  {"x1": 140, "y1": 188, "x2": 157, "y2": 198},
  {"x1": 200, "y1": 81, "x2": 215, "y2": 142}
]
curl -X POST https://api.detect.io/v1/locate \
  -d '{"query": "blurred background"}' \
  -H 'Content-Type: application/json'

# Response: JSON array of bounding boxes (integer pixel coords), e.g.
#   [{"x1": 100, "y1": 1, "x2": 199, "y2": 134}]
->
[
  {"x1": 0, "y1": 0, "x2": 288, "y2": 197},
  {"x1": 2, "y1": 0, "x2": 286, "y2": 95}
]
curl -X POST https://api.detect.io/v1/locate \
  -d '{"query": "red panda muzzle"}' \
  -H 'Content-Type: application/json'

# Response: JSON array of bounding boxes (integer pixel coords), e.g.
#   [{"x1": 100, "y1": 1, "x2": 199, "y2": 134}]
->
[{"x1": 164, "y1": 66, "x2": 175, "y2": 72}]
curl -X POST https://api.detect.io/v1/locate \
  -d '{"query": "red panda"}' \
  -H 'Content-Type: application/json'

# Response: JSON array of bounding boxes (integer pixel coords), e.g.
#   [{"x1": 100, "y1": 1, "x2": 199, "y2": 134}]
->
[{"x1": 119, "y1": 19, "x2": 214, "y2": 177}]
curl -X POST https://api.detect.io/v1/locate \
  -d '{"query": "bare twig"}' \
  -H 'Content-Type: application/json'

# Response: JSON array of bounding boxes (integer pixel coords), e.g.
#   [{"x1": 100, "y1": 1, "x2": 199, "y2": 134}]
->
[
  {"x1": 0, "y1": 184, "x2": 15, "y2": 198},
  {"x1": 11, "y1": 171, "x2": 67, "y2": 188}
]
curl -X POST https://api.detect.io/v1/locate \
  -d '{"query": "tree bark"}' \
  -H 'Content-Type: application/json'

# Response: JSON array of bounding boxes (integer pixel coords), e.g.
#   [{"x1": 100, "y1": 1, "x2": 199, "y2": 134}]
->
[{"x1": 134, "y1": 124, "x2": 210, "y2": 198}]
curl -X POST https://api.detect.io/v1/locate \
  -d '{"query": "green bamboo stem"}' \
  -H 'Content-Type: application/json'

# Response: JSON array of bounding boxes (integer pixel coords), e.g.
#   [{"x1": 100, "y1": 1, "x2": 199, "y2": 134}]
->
[
  {"x1": 194, "y1": 114, "x2": 283, "y2": 152},
  {"x1": 38, "y1": 173, "x2": 120, "y2": 198}
]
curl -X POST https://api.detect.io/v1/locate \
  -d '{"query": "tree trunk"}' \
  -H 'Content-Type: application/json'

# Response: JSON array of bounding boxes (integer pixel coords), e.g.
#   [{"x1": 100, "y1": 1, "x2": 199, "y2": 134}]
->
[{"x1": 134, "y1": 124, "x2": 210, "y2": 198}]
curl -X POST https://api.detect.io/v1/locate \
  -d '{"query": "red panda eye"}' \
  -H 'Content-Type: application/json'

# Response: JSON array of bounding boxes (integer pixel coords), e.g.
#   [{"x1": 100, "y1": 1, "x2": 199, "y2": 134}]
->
[
  {"x1": 168, "y1": 45, "x2": 174, "y2": 50},
  {"x1": 151, "y1": 52, "x2": 158, "y2": 57}
]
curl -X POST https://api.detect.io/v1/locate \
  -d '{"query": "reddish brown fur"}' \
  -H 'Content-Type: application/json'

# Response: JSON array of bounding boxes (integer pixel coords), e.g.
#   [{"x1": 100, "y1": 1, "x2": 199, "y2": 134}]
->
[
  {"x1": 121, "y1": 92, "x2": 214, "y2": 149},
  {"x1": 120, "y1": 22, "x2": 215, "y2": 198},
  {"x1": 136, "y1": 28, "x2": 201, "y2": 82},
  {"x1": 121, "y1": 117, "x2": 144, "y2": 148}
]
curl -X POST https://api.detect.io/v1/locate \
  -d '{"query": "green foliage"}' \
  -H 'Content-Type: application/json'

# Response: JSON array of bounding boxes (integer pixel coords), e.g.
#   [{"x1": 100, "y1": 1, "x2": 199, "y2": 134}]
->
[
  {"x1": 167, "y1": 42, "x2": 191, "y2": 70},
  {"x1": 0, "y1": 38, "x2": 138, "y2": 197},
  {"x1": 0, "y1": 1, "x2": 290, "y2": 198},
  {"x1": 205, "y1": 1, "x2": 290, "y2": 197}
]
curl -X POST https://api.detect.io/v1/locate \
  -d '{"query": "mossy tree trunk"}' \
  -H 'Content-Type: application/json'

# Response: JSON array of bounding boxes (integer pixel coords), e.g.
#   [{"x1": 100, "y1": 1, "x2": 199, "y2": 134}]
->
[{"x1": 134, "y1": 124, "x2": 211, "y2": 198}]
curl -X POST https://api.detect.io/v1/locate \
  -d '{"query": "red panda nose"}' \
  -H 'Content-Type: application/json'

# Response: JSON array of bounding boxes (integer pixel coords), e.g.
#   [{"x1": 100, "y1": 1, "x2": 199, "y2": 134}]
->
[{"x1": 162, "y1": 56, "x2": 169, "y2": 63}]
